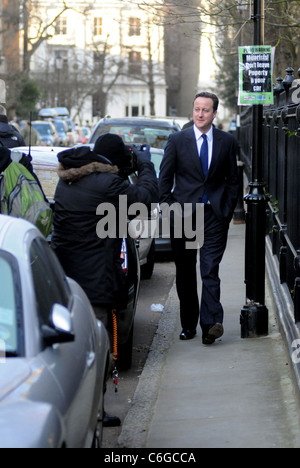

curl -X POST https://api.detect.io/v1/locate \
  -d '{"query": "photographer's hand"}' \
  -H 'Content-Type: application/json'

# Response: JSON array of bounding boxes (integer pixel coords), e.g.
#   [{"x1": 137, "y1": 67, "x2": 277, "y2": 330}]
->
[
  {"x1": 125, "y1": 143, "x2": 158, "y2": 207},
  {"x1": 132, "y1": 144, "x2": 151, "y2": 169}
]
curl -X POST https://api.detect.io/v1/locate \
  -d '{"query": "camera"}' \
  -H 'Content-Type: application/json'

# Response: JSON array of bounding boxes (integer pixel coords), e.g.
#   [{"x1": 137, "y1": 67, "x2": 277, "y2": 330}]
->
[
  {"x1": 122, "y1": 144, "x2": 150, "y2": 176},
  {"x1": 123, "y1": 144, "x2": 138, "y2": 175}
]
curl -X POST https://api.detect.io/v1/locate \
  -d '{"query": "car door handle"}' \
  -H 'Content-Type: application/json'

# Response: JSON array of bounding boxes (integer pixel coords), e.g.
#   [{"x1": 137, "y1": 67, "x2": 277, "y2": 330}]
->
[{"x1": 86, "y1": 351, "x2": 96, "y2": 368}]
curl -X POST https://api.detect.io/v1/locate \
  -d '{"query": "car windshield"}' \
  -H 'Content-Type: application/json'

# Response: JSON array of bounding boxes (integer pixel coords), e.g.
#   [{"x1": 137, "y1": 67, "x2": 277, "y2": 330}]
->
[
  {"x1": 53, "y1": 121, "x2": 66, "y2": 132},
  {"x1": 0, "y1": 252, "x2": 22, "y2": 357},
  {"x1": 90, "y1": 123, "x2": 177, "y2": 149},
  {"x1": 33, "y1": 123, "x2": 53, "y2": 136}
]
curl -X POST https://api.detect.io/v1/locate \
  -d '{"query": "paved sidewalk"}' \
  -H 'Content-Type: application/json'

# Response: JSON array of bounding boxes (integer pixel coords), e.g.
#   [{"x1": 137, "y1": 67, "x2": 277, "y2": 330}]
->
[{"x1": 118, "y1": 223, "x2": 300, "y2": 448}]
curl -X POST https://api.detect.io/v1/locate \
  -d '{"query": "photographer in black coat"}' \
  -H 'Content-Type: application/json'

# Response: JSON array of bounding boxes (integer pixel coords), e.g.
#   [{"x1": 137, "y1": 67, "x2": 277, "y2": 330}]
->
[{"x1": 52, "y1": 134, "x2": 158, "y2": 310}]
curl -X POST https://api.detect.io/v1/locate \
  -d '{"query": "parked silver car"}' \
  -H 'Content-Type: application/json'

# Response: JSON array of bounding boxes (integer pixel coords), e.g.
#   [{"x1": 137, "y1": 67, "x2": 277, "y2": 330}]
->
[
  {"x1": 52, "y1": 119, "x2": 70, "y2": 147},
  {"x1": 0, "y1": 215, "x2": 111, "y2": 448},
  {"x1": 32, "y1": 121, "x2": 60, "y2": 147}
]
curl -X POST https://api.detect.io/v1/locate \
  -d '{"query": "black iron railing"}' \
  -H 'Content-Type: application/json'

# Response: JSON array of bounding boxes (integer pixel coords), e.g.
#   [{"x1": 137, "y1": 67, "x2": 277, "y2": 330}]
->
[{"x1": 239, "y1": 67, "x2": 300, "y2": 321}]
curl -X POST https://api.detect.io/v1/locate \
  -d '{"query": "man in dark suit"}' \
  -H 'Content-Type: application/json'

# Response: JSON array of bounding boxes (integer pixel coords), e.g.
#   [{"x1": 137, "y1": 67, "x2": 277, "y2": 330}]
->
[{"x1": 159, "y1": 92, "x2": 239, "y2": 345}]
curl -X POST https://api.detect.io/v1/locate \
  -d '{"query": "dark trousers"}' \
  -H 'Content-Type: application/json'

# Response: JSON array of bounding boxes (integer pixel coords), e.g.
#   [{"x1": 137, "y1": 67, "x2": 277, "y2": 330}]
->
[{"x1": 171, "y1": 205, "x2": 229, "y2": 332}]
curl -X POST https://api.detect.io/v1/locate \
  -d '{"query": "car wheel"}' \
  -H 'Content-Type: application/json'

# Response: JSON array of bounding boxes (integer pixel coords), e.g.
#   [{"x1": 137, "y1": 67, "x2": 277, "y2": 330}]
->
[
  {"x1": 117, "y1": 324, "x2": 134, "y2": 371},
  {"x1": 140, "y1": 240, "x2": 155, "y2": 280}
]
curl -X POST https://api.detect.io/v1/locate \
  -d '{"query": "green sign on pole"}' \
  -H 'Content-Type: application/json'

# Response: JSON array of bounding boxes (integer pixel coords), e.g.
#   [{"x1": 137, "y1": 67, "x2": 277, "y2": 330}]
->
[{"x1": 238, "y1": 45, "x2": 274, "y2": 105}]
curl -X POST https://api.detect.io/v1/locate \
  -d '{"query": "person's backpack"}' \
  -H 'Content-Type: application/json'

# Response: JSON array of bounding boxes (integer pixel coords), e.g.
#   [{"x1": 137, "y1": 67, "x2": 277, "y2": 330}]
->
[{"x1": 0, "y1": 161, "x2": 53, "y2": 237}]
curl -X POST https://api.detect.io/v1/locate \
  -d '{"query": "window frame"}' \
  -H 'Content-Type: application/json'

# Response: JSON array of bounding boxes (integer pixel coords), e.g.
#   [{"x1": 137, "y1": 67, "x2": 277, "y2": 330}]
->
[
  {"x1": 55, "y1": 16, "x2": 68, "y2": 35},
  {"x1": 29, "y1": 238, "x2": 72, "y2": 329},
  {"x1": 94, "y1": 17, "x2": 103, "y2": 36},
  {"x1": 129, "y1": 17, "x2": 141, "y2": 36}
]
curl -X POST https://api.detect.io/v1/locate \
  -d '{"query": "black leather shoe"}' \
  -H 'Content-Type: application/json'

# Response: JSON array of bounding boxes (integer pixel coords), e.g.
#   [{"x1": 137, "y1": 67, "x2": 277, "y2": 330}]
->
[
  {"x1": 202, "y1": 323, "x2": 224, "y2": 345},
  {"x1": 180, "y1": 329, "x2": 196, "y2": 340},
  {"x1": 103, "y1": 412, "x2": 121, "y2": 427}
]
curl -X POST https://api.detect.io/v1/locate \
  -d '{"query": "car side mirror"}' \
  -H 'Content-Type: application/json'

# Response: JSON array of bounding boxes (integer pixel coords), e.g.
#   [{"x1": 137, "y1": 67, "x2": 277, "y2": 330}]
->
[{"x1": 42, "y1": 303, "x2": 75, "y2": 346}]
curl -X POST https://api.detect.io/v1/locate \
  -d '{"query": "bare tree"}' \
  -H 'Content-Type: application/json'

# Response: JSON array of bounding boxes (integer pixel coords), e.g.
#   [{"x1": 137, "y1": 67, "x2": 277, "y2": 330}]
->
[
  {"x1": 89, "y1": 33, "x2": 126, "y2": 119},
  {"x1": 139, "y1": 0, "x2": 300, "y2": 111},
  {"x1": 22, "y1": 0, "x2": 72, "y2": 73}
]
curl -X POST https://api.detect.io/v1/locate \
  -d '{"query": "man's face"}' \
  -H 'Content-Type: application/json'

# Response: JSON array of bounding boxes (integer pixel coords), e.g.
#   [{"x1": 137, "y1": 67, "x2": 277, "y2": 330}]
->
[{"x1": 193, "y1": 97, "x2": 217, "y2": 133}]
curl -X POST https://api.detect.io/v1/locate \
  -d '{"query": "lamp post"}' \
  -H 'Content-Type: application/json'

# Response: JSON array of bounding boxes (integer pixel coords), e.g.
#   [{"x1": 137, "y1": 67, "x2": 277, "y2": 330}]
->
[{"x1": 240, "y1": 0, "x2": 269, "y2": 338}]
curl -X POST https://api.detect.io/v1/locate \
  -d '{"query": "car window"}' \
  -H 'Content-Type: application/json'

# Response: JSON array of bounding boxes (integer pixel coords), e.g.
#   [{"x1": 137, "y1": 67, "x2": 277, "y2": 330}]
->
[
  {"x1": 30, "y1": 238, "x2": 72, "y2": 326},
  {"x1": 0, "y1": 252, "x2": 23, "y2": 356}
]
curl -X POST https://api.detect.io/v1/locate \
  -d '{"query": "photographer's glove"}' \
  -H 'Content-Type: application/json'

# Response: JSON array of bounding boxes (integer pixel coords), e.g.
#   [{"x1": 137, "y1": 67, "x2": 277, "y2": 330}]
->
[{"x1": 132, "y1": 144, "x2": 151, "y2": 170}]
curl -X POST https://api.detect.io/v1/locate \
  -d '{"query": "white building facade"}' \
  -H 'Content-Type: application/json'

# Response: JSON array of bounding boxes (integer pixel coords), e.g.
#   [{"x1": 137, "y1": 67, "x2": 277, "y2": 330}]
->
[{"x1": 29, "y1": 0, "x2": 167, "y2": 125}]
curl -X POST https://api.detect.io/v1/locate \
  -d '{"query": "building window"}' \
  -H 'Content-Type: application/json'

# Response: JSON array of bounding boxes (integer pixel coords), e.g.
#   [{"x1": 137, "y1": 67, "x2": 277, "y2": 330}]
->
[
  {"x1": 55, "y1": 17, "x2": 67, "y2": 35},
  {"x1": 128, "y1": 51, "x2": 141, "y2": 75},
  {"x1": 94, "y1": 18, "x2": 103, "y2": 36},
  {"x1": 129, "y1": 18, "x2": 141, "y2": 36}
]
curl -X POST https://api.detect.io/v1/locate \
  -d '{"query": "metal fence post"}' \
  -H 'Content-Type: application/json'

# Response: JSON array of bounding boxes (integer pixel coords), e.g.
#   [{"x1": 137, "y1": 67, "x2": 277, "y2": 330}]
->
[{"x1": 240, "y1": 0, "x2": 269, "y2": 338}]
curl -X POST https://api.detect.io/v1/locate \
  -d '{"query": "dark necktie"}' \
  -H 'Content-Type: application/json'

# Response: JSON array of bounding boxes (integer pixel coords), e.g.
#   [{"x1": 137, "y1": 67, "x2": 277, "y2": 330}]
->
[
  {"x1": 200, "y1": 134, "x2": 208, "y2": 177},
  {"x1": 200, "y1": 134, "x2": 208, "y2": 203}
]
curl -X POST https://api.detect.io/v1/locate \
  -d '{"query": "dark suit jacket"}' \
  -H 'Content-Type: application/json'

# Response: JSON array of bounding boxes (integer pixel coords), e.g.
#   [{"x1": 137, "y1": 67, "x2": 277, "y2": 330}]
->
[{"x1": 159, "y1": 126, "x2": 239, "y2": 222}]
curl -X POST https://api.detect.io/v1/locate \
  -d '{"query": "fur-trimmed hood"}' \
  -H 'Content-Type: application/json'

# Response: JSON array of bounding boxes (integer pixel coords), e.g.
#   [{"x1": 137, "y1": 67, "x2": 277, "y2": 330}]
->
[
  {"x1": 56, "y1": 146, "x2": 120, "y2": 183},
  {"x1": 57, "y1": 161, "x2": 119, "y2": 183}
]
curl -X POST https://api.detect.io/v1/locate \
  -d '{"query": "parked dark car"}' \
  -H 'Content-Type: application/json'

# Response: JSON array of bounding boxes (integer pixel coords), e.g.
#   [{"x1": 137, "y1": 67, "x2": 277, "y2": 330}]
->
[
  {"x1": 89, "y1": 117, "x2": 180, "y2": 149},
  {"x1": 117, "y1": 238, "x2": 140, "y2": 369}
]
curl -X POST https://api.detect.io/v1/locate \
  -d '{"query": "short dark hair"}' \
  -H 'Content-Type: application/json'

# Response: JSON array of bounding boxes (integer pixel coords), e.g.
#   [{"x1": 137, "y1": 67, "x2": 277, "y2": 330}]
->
[{"x1": 194, "y1": 92, "x2": 219, "y2": 112}]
